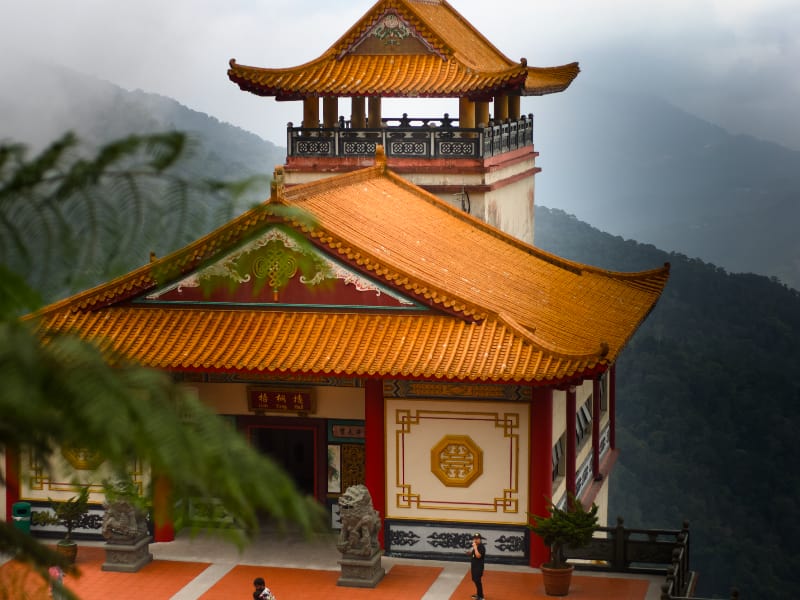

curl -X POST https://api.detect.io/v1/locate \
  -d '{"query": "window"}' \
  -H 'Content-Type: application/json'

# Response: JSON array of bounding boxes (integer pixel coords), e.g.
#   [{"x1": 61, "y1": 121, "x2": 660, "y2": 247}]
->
[
  {"x1": 551, "y1": 436, "x2": 565, "y2": 482},
  {"x1": 599, "y1": 374, "x2": 608, "y2": 413},
  {"x1": 576, "y1": 399, "x2": 592, "y2": 447}
]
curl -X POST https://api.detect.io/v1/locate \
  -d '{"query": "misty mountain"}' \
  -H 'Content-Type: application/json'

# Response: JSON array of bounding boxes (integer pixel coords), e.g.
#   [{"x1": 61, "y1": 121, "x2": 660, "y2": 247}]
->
[
  {"x1": 532, "y1": 85, "x2": 800, "y2": 290},
  {"x1": 0, "y1": 59, "x2": 284, "y2": 185},
  {"x1": 535, "y1": 205, "x2": 800, "y2": 598}
]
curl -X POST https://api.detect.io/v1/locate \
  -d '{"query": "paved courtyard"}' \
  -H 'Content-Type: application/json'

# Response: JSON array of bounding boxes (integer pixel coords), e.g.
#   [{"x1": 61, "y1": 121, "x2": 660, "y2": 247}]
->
[{"x1": 1, "y1": 530, "x2": 663, "y2": 599}]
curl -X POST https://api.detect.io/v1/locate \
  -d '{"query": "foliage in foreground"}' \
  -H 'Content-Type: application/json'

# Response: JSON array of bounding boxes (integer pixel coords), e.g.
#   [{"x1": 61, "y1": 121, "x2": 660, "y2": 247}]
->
[
  {"x1": 0, "y1": 131, "x2": 267, "y2": 305},
  {"x1": 0, "y1": 133, "x2": 325, "y2": 597}
]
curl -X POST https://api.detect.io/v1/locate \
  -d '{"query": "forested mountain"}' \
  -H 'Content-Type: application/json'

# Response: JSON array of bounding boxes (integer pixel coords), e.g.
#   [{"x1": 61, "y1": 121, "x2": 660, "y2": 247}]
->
[
  {"x1": 535, "y1": 206, "x2": 800, "y2": 599},
  {"x1": 0, "y1": 59, "x2": 283, "y2": 198},
  {"x1": 1, "y1": 61, "x2": 286, "y2": 301},
  {"x1": 533, "y1": 86, "x2": 800, "y2": 290}
]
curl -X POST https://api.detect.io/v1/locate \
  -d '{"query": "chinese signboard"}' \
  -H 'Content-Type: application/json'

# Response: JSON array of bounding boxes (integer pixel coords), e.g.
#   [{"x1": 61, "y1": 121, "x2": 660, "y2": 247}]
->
[
  {"x1": 247, "y1": 388, "x2": 314, "y2": 413},
  {"x1": 332, "y1": 424, "x2": 365, "y2": 439}
]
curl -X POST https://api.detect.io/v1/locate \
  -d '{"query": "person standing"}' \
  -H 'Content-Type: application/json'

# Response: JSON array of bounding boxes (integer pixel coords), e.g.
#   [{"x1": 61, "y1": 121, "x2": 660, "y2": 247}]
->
[{"x1": 468, "y1": 532, "x2": 486, "y2": 600}]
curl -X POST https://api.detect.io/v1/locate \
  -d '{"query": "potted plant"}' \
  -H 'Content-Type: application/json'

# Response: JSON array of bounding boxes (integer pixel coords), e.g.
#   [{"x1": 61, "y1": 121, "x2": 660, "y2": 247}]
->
[
  {"x1": 48, "y1": 486, "x2": 91, "y2": 564},
  {"x1": 528, "y1": 494, "x2": 599, "y2": 596}
]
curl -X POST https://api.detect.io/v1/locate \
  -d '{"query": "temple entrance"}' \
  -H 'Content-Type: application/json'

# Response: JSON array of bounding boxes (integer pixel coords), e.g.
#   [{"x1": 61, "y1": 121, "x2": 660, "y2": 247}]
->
[{"x1": 253, "y1": 427, "x2": 316, "y2": 496}]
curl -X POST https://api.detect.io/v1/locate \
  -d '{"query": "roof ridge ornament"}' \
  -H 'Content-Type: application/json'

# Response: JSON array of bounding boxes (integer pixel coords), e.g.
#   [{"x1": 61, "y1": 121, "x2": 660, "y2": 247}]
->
[
  {"x1": 271, "y1": 165, "x2": 286, "y2": 203},
  {"x1": 375, "y1": 145, "x2": 387, "y2": 172}
]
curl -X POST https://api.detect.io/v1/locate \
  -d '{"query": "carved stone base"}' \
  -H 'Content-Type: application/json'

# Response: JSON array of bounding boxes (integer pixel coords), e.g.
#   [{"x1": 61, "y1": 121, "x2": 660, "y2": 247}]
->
[
  {"x1": 337, "y1": 551, "x2": 385, "y2": 588},
  {"x1": 101, "y1": 535, "x2": 153, "y2": 572}
]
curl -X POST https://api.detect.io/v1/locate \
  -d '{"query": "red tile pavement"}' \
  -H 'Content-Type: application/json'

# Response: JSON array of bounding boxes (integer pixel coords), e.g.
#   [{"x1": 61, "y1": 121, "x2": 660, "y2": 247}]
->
[
  {"x1": 0, "y1": 546, "x2": 209, "y2": 600},
  {"x1": 201, "y1": 564, "x2": 442, "y2": 599},
  {"x1": 451, "y1": 569, "x2": 651, "y2": 599},
  {"x1": 1, "y1": 545, "x2": 653, "y2": 600}
]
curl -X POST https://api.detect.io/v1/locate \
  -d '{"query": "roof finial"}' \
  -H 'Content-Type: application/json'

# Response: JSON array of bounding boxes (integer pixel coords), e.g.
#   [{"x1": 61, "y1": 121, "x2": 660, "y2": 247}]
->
[
  {"x1": 375, "y1": 144, "x2": 387, "y2": 172},
  {"x1": 271, "y1": 165, "x2": 286, "y2": 202}
]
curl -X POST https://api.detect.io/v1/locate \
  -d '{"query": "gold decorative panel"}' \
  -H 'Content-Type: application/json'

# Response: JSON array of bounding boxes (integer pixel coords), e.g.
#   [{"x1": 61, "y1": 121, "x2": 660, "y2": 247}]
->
[
  {"x1": 61, "y1": 446, "x2": 105, "y2": 471},
  {"x1": 386, "y1": 398, "x2": 529, "y2": 523},
  {"x1": 430, "y1": 435, "x2": 483, "y2": 487}
]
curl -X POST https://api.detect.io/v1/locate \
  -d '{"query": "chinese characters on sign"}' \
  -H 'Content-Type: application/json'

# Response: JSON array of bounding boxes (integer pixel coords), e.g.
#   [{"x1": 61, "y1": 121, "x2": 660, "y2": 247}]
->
[
  {"x1": 247, "y1": 388, "x2": 313, "y2": 413},
  {"x1": 331, "y1": 425, "x2": 365, "y2": 439}
]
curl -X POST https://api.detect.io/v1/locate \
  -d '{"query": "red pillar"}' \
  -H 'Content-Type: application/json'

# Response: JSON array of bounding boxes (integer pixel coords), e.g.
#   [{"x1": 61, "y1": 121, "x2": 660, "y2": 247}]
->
[
  {"x1": 5, "y1": 445, "x2": 21, "y2": 521},
  {"x1": 566, "y1": 386, "x2": 577, "y2": 499},
  {"x1": 529, "y1": 387, "x2": 553, "y2": 567},
  {"x1": 364, "y1": 378, "x2": 385, "y2": 547},
  {"x1": 609, "y1": 365, "x2": 617, "y2": 450},
  {"x1": 592, "y1": 378, "x2": 601, "y2": 478},
  {"x1": 152, "y1": 474, "x2": 175, "y2": 542}
]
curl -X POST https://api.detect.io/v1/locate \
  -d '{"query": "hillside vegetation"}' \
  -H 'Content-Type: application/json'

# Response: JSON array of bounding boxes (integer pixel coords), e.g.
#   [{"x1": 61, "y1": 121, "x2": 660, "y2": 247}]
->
[
  {"x1": 535, "y1": 206, "x2": 800, "y2": 598},
  {"x1": 533, "y1": 86, "x2": 800, "y2": 290}
]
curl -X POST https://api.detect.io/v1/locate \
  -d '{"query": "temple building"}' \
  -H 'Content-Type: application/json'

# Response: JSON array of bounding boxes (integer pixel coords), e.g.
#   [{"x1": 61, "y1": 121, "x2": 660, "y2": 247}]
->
[{"x1": 4, "y1": 0, "x2": 668, "y2": 568}]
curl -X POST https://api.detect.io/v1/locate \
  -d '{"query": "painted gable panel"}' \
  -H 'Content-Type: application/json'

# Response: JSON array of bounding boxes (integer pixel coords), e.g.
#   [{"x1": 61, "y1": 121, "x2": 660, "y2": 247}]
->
[{"x1": 137, "y1": 226, "x2": 424, "y2": 311}]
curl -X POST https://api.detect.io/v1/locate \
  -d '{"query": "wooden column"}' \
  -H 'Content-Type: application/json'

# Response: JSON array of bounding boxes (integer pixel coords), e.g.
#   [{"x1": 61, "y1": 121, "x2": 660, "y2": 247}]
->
[
  {"x1": 322, "y1": 97, "x2": 339, "y2": 128},
  {"x1": 592, "y1": 378, "x2": 602, "y2": 478},
  {"x1": 152, "y1": 474, "x2": 175, "y2": 542},
  {"x1": 609, "y1": 365, "x2": 617, "y2": 449},
  {"x1": 459, "y1": 97, "x2": 475, "y2": 128},
  {"x1": 302, "y1": 96, "x2": 319, "y2": 129},
  {"x1": 494, "y1": 93, "x2": 509, "y2": 121},
  {"x1": 566, "y1": 386, "x2": 577, "y2": 499},
  {"x1": 367, "y1": 96, "x2": 382, "y2": 127},
  {"x1": 364, "y1": 378, "x2": 386, "y2": 547},
  {"x1": 475, "y1": 100, "x2": 490, "y2": 127},
  {"x1": 529, "y1": 387, "x2": 553, "y2": 567},
  {"x1": 351, "y1": 97, "x2": 366, "y2": 128},
  {"x1": 509, "y1": 94, "x2": 521, "y2": 119}
]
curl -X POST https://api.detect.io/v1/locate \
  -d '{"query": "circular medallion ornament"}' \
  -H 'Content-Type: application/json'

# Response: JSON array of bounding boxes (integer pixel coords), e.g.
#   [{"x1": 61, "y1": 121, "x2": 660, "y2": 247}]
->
[{"x1": 430, "y1": 435, "x2": 483, "y2": 487}]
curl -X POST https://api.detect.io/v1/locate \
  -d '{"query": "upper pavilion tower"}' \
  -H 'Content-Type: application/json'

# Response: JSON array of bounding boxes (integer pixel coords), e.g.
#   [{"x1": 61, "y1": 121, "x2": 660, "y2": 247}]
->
[{"x1": 228, "y1": 0, "x2": 579, "y2": 244}]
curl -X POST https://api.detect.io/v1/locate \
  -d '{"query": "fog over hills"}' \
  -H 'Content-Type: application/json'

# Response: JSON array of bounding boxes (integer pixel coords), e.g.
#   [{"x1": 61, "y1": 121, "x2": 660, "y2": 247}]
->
[
  {"x1": 532, "y1": 84, "x2": 800, "y2": 289},
  {"x1": 0, "y1": 59, "x2": 284, "y2": 184}
]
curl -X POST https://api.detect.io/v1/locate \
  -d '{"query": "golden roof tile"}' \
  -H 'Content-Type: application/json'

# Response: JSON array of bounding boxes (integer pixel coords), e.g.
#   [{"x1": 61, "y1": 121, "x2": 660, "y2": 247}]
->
[
  {"x1": 29, "y1": 157, "x2": 669, "y2": 385},
  {"x1": 228, "y1": 0, "x2": 579, "y2": 99}
]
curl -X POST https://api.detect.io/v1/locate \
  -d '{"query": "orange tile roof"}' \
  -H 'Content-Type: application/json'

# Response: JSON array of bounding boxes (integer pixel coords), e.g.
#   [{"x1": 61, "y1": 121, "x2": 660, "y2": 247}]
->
[
  {"x1": 228, "y1": 0, "x2": 579, "y2": 99},
  {"x1": 29, "y1": 152, "x2": 669, "y2": 385}
]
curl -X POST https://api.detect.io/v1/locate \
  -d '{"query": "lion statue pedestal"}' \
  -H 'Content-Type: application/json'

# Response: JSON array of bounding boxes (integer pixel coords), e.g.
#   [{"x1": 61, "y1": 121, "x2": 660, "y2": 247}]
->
[
  {"x1": 100, "y1": 500, "x2": 153, "y2": 572},
  {"x1": 336, "y1": 484, "x2": 385, "y2": 588}
]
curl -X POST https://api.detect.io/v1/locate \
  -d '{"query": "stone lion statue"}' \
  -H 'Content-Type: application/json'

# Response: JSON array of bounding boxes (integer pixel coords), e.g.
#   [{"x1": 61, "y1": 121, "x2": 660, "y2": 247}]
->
[
  {"x1": 102, "y1": 499, "x2": 148, "y2": 543},
  {"x1": 337, "y1": 484, "x2": 380, "y2": 557}
]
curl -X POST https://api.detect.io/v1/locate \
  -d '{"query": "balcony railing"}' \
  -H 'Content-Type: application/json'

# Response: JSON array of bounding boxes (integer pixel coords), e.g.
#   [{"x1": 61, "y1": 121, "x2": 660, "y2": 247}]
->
[
  {"x1": 286, "y1": 114, "x2": 534, "y2": 160},
  {"x1": 564, "y1": 518, "x2": 740, "y2": 599}
]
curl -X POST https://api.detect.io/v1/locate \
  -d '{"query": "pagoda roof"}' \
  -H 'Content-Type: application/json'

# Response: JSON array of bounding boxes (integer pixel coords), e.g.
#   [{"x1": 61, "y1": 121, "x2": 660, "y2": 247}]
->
[
  {"x1": 28, "y1": 150, "x2": 668, "y2": 385},
  {"x1": 228, "y1": 0, "x2": 579, "y2": 100}
]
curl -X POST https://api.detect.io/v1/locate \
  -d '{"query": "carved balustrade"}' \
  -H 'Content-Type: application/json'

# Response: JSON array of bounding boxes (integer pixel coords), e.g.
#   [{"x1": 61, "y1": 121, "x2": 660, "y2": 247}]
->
[{"x1": 287, "y1": 114, "x2": 534, "y2": 160}]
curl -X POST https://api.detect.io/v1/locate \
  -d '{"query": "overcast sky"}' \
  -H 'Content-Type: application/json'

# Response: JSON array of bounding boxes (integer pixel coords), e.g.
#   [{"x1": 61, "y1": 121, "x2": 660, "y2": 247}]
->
[{"x1": 2, "y1": 0, "x2": 799, "y2": 150}]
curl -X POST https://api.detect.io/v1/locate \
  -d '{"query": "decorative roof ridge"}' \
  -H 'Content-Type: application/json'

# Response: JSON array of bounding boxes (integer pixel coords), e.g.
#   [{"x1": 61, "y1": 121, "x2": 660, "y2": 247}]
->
[
  {"x1": 527, "y1": 62, "x2": 581, "y2": 75},
  {"x1": 523, "y1": 62, "x2": 581, "y2": 96},
  {"x1": 284, "y1": 164, "x2": 385, "y2": 203},
  {"x1": 432, "y1": 0, "x2": 518, "y2": 69},
  {"x1": 229, "y1": 52, "x2": 336, "y2": 77},
  {"x1": 26, "y1": 184, "x2": 287, "y2": 318},
  {"x1": 304, "y1": 224, "x2": 490, "y2": 321},
  {"x1": 331, "y1": 0, "x2": 453, "y2": 60},
  {"x1": 494, "y1": 310, "x2": 610, "y2": 362}
]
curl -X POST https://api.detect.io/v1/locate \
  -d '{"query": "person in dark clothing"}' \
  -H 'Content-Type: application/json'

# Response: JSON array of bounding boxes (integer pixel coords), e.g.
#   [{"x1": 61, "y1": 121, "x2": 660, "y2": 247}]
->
[
  {"x1": 252, "y1": 576, "x2": 275, "y2": 599},
  {"x1": 467, "y1": 532, "x2": 486, "y2": 599}
]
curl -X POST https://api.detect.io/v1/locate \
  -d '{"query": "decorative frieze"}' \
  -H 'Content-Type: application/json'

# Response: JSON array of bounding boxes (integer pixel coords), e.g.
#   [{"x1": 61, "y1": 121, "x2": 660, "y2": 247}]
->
[{"x1": 385, "y1": 520, "x2": 528, "y2": 563}]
